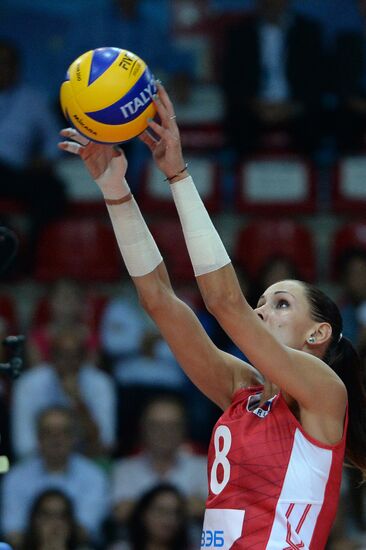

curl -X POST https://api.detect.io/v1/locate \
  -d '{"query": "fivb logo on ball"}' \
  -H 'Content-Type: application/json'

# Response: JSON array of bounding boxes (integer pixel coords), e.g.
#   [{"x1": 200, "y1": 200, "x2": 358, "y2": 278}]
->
[{"x1": 60, "y1": 47, "x2": 157, "y2": 143}]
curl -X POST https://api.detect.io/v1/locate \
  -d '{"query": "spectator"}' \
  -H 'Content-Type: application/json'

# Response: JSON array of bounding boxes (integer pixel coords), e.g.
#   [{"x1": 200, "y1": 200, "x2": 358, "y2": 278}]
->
[
  {"x1": 111, "y1": 395, "x2": 207, "y2": 530},
  {"x1": 108, "y1": 484, "x2": 190, "y2": 550},
  {"x1": 115, "y1": 328, "x2": 187, "y2": 455},
  {"x1": 12, "y1": 325, "x2": 116, "y2": 459},
  {"x1": 333, "y1": 0, "x2": 366, "y2": 152},
  {"x1": 1, "y1": 406, "x2": 109, "y2": 549},
  {"x1": 99, "y1": 294, "x2": 147, "y2": 368},
  {"x1": 20, "y1": 488, "x2": 95, "y2": 550},
  {"x1": 27, "y1": 278, "x2": 99, "y2": 367},
  {"x1": 0, "y1": 38, "x2": 67, "y2": 267},
  {"x1": 220, "y1": 0, "x2": 324, "y2": 157}
]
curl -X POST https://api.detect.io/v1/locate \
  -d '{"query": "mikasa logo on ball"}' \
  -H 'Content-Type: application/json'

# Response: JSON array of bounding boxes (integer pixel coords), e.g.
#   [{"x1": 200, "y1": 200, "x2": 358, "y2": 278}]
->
[
  {"x1": 72, "y1": 114, "x2": 97, "y2": 136},
  {"x1": 119, "y1": 81, "x2": 155, "y2": 119}
]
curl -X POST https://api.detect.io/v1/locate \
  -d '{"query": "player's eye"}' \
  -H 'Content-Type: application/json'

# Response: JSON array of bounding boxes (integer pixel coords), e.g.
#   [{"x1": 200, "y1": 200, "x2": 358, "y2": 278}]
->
[{"x1": 276, "y1": 299, "x2": 289, "y2": 309}]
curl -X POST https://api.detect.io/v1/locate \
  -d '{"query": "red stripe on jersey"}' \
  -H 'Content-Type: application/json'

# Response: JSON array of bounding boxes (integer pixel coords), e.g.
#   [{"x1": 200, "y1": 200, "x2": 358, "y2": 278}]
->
[
  {"x1": 296, "y1": 504, "x2": 312, "y2": 534},
  {"x1": 286, "y1": 503, "x2": 295, "y2": 519}
]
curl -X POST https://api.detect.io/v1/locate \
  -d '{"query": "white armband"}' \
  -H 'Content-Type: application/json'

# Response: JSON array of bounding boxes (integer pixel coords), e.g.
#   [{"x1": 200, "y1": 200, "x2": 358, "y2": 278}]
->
[
  {"x1": 106, "y1": 198, "x2": 163, "y2": 277},
  {"x1": 95, "y1": 159, "x2": 162, "y2": 277},
  {"x1": 170, "y1": 176, "x2": 231, "y2": 276}
]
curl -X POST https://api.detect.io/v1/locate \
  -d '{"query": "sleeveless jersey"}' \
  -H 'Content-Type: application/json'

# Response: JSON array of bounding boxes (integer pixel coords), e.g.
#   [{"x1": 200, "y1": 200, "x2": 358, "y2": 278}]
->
[{"x1": 201, "y1": 385, "x2": 347, "y2": 550}]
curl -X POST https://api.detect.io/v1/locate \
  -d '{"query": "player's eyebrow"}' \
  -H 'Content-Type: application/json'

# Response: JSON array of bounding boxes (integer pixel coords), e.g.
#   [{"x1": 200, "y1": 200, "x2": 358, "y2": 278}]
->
[
  {"x1": 257, "y1": 290, "x2": 296, "y2": 306},
  {"x1": 273, "y1": 290, "x2": 296, "y2": 298}
]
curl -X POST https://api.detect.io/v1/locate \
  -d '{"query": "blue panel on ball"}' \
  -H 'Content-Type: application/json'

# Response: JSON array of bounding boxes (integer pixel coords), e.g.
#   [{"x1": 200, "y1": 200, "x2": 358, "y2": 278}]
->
[
  {"x1": 88, "y1": 47, "x2": 121, "y2": 86},
  {"x1": 86, "y1": 67, "x2": 157, "y2": 125}
]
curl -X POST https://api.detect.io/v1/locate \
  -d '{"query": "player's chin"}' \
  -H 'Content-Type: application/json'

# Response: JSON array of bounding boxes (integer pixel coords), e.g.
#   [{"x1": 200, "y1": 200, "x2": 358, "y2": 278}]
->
[{"x1": 270, "y1": 331, "x2": 289, "y2": 347}]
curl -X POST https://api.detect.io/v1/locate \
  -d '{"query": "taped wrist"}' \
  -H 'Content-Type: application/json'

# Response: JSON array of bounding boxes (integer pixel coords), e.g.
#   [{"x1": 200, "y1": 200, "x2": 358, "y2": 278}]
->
[
  {"x1": 170, "y1": 176, "x2": 231, "y2": 276},
  {"x1": 106, "y1": 197, "x2": 163, "y2": 277},
  {"x1": 96, "y1": 155, "x2": 130, "y2": 200}
]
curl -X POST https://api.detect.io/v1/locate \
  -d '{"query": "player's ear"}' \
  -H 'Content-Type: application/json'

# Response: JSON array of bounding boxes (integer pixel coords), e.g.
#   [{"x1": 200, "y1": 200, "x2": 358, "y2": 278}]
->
[{"x1": 307, "y1": 322, "x2": 332, "y2": 346}]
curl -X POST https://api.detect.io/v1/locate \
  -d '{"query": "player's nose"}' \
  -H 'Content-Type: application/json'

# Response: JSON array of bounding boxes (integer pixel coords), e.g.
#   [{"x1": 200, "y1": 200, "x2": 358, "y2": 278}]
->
[{"x1": 254, "y1": 304, "x2": 266, "y2": 321}]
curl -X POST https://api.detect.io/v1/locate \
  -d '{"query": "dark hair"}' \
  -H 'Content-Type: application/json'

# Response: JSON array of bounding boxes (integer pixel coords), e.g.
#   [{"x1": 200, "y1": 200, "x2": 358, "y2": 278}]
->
[
  {"x1": 127, "y1": 483, "x2": 189, "y2": 550},
  {"x1": 21, "y1": 489, "x2": 82, "y2": 550},
  {"x1": 303, "y1": 282, "x2": 366, "y2": 477}
]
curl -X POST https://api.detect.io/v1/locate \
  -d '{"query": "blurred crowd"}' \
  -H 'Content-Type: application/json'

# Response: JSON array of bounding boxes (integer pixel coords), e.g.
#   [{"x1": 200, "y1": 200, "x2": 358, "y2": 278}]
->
[{"x1": 0, "y1": 0, "x2": 366, "y2": 549}]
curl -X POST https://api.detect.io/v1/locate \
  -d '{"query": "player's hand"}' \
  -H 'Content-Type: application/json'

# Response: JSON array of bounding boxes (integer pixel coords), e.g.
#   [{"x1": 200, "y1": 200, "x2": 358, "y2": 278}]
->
[
  {"x1": 140, "y1": 82, "x2": 188, "y2": 183},
  {"x1": 58, "y1": 128, "x2": 128, "y2": 199}
]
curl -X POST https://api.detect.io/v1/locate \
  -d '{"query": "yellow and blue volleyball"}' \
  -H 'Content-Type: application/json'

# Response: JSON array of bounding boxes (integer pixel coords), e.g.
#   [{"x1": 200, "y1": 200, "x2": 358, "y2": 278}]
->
[{"x1": 60, "y1": 47, "x2": 157, "y2": 144}]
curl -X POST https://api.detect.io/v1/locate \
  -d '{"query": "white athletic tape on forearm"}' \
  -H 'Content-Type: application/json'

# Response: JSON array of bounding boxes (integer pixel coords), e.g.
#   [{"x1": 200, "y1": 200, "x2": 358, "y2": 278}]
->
[
  {"x1": 170, "y1": 176, "x2": 231, "y2": 276},
  {"x1": 106, "y1": 198, "x2": 163, "y2": 277},
  {"x1": 96, "y1": 155, "x2": 130, "y2": 200}
]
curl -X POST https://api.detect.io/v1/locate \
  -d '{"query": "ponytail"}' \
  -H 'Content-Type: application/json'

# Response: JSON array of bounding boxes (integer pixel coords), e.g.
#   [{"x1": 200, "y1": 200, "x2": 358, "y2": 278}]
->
[
  {"x1": 326, "y1": 336, "x2": 366, "y2": 478},
  {"x1": 303, "y1": 282, "x2": 366, "y2": 479}
]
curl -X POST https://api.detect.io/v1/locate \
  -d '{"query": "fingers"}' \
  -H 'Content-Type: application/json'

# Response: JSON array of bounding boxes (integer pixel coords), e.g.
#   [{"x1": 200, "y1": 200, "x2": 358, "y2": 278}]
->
[
  {"x1": 152, "y1": 94, "x2": 169, "y2": 127},
  {"x1": 156, "y1": 81, "x2": 176, "y2": 118},
  {"x1": 60, "y1": 127, "x2": 90, "y2": 146},
  {"x1": 153, "y1": 89, "x2": 177, "y2": 130},
  {"x1": 58, "y1": 141, "x2": 84, "y2": 155},
  {"x1": 147, "y1": 119, "x2": 171, "y2": 141},
  {"x1": 139, "y1": 130, "x2": 158, "y2": 150}
]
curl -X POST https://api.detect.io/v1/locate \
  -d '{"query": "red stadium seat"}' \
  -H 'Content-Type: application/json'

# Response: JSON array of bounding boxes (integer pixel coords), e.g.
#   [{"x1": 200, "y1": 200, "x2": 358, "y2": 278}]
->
[
  {"x1": 330, "y1": 221, "x2": 366, "y2": 279},
  {"x1": 234, "y1": 219, "x2": 316, "y2": 282},
  {"x1": 149, "y1": 218, "x2": 193, "y2": 283},
  {"x1": 139, "y1": 156, "x2": 221, "y2": 214},
  {"x1": 235, "y1": 154, "x2": 317, "y2": 215},
  {"x1": 34, "y1": 218, "x2": 123, "y2": 282},
  {"x1": 332, "y1": 156, "x2": 366, "y2": 213}
]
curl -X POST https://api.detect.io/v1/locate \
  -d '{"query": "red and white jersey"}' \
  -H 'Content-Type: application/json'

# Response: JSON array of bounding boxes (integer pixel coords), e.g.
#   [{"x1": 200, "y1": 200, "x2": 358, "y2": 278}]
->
[{"x1": 201, "y1": 385, "x2": 347, "y2": 550}]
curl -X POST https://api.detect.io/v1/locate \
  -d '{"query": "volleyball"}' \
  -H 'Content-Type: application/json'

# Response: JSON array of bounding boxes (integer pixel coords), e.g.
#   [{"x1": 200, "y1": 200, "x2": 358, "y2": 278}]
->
[{"x1": 60, "y1": 47, "x2": 157, "y2": 144}]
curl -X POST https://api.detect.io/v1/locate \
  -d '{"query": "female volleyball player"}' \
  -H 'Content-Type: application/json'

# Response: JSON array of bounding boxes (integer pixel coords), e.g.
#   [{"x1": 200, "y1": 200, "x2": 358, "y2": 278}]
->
[{"x1": 59, "y1": 84, "x2": 366, "y2": 549}]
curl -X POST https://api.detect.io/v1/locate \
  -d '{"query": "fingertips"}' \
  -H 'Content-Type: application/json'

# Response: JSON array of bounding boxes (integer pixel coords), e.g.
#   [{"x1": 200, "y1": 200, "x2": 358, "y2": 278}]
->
[
  {"x1": 59, "y1": 127, "x2": 89, "y2": 146},
  {"x1": 58, "y1": 141, "x2": 82, "y2": 155}
]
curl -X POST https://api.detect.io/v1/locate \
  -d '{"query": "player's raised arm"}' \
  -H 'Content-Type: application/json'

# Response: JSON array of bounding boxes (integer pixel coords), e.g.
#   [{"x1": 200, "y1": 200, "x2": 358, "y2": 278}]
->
[
  {"x1": 144, "y1": 84, "x2": 347, "y2": 416},
  {"x1": 58, "y1": 130, "x2": 258, "y2": 410}
]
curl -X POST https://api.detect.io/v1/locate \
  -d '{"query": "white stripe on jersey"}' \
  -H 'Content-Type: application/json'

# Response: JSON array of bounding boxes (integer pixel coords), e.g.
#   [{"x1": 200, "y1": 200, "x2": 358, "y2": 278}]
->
[{"x1": 265, "y1": 428, "x2": 332, "y2": 549}]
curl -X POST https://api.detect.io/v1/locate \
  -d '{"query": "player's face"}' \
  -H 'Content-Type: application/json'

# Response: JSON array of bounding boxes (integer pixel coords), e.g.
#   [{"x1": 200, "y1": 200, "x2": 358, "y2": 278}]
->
[{"x1": 255, "y1": 280, "x2": 315, "y2": 349}]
